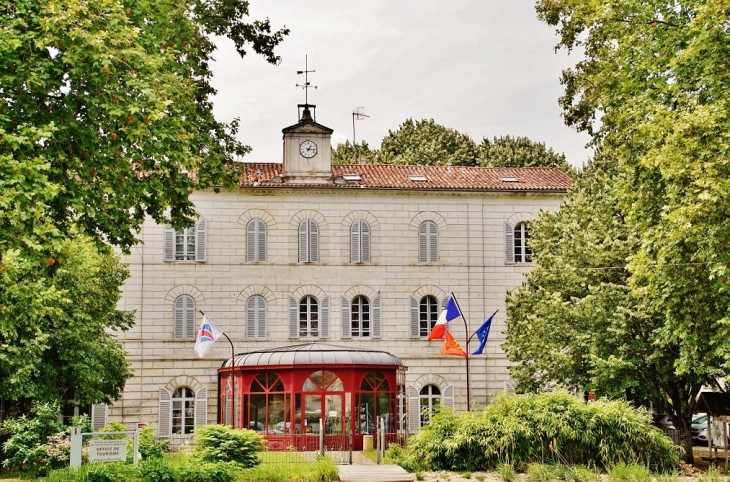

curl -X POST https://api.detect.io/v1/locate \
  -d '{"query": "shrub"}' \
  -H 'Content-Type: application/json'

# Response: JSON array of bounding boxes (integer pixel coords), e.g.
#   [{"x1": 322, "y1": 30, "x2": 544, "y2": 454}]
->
[
  {"x1": 404, "y1": 392, "x2": 680, "y2": 473},
  {"x1": 527, "y1": 462, "x2": 557, "y2": 481},
  {"x1": 1, "y1": 401, "x2": 64, "y2": 471},
  {"x1": 497, "y1": 464, "x2": 517, "y2": 482},
  {"x1": 607, "y1": 462, "x2": 652, "y2": 482},
  {"x1": 139, "y1": 426, "x2": 169, "y2": 460},
  {"x1": 567, "y1": 465, "x2": 601, "y2": 482},
  {"x1": 193, "y1": 424, "x2": 264, "y2": 467}
]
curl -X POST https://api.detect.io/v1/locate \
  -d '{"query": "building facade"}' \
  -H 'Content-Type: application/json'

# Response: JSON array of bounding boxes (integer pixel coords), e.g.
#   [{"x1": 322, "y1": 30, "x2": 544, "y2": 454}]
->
[{"x1": 110, "y1": 107, "x2": 572, "y2": 436}]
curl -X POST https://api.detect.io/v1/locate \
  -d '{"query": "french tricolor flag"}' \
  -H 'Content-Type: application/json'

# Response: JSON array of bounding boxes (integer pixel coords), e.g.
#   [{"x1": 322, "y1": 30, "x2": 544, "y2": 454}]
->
[
  {"x1": 427, "y1": 296, "x2": 462, "y2": 341},
  {"x1": 194, "y1": 315, "x2": 223, "y2": 357}
]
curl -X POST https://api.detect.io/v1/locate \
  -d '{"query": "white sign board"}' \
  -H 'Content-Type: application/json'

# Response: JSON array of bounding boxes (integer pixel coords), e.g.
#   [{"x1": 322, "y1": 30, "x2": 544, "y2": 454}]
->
[
  {"x1": 711, "y1": 421, "x2": 727, "y2": 448},
  {"x1": 89, "y1": 440, "x2": 127, "y2": 462}
]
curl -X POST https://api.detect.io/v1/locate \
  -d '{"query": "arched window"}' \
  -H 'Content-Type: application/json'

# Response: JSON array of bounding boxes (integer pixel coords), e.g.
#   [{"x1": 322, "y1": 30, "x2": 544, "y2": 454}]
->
[
  {"x1": 248, "y1": 372, "x2": 287, "y2": 433},
  {"x1": 419, "y1": 384, "x2": 441, "y2": 426},
  {"x1": 172, "y1": 387, "x2": 196, "y2": 434},
  {"x1": 350, "y1": 296, "x2": 370, "y2": 337},
  {"x1": 299, "y1": 296, "x2": 319, "y2": 337},
  {"x1": 350, "y1": 220, "x2": 371, "y2": 263},
  {"x1": 246, "y1": 295, "x2": 266, "y2": 339},
  {"x1": 298, "y1": 219, "x2": 319, "y2": 263},
  {"x1": 418, "y1": 221, "x2": 438, "y2": 263},
  {"x1": 514, "y1": 222, "x2": 532, "y2": 263},
  {"x1": 357, "y1": 371, "x2": 394, "y2": 435},
  {"x1": 419, "y1": 296, "x2": 439, "y2": 337},
  {"x1": 246, "y1": 219, "x2": 267, "y2": 262},
  {"x1": 173, "y1": 295, "x2": 196, "y2": 339}
]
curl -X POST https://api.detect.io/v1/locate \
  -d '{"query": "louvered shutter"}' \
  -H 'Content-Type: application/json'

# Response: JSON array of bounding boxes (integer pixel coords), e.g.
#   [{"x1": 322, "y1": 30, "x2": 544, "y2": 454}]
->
[
  {"x1": 320, "y1": 296, "x2": 330, "y2": 338},
  {"x1": 158, "y1": 388, "x2": 172, "y2": 437},
  {"x1": 195, "y1": 387, "x2": 208, "y2": 429},
  {"x1": 185, "y1": 296, "x2": 195, "y2": 339},
  {"x1": 257, "y1": 220, "x2": 267, "y2": 262},
  {"x1": 195, "y1": 219, "x2": 207, "y2": 262},
  {"x1": 246, "y1": 220, "x2": 257, "y2": 262},
  {"x1": 361, "y1": 221, "x2": 371, "y2": 263},
  {"x1": 174, "y1": 297, "x2": 185, "y2": 339},
  {"x1": 418, "y1": 223, "x2": 428, "y2": 263},
  {"x1": 309, "y1": 221, "x2": 319, "y2": 262},
  {"x1": 372, "y1": 295, "x2": 382, "y2": 338},
  {"x1": 504, "y1": 221, "x2": 515, "y2": 264},
  {"x1": 298, "y1": 221, "x2": 308, "y2": 262},
  {"x1": 409, "y1": 296, "x2": 420, "y2": 338},
  {"x1": 442, "y1": 385, "x2": 455, "y2": 410},
  {"x1": 91, "y1": 403, "x2": 108, "y2": 430},
  {"x1": 429, "y1": 222, "x2": 438, "y2": 262},
  {"x1": 350, "y1": 222, "x2": 361, "y2": 263},
  {"x1": 164, "y1": 225, "x2": 175, "y2": 261},
  {"x1": 246, "y1": 297, "x2": 256, "y2": 338},
  {"x1": 341, "y1": 296, "x2": 351, "y2": 338},
  {"x1": 288, "y1": 296, "x2": 299, "y2": 338},
  {"x1": 224, "y1": 392, "x2": 232, "y2": 426},
  {"x1": 407, "y1": 386, "x2": 421, "y2": 433},
  {"x1": 440, "y1": 297, "x2": 449, "y2": 312},
  {"x1": 257, "y1": 297, "x2": 267, "y2": 338}
]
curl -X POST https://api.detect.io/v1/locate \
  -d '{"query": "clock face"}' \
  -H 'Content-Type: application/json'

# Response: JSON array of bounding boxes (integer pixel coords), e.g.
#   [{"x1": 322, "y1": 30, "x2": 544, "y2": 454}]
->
[{"x1": 300, "y1": 140, "x2": 317, "y2": 158}]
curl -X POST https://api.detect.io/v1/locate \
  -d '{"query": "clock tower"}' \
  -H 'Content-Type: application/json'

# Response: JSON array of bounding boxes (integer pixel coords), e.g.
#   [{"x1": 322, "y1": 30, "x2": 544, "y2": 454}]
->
[{"x1": 281, "y1": 104, "x2": 334, "y2": 184}]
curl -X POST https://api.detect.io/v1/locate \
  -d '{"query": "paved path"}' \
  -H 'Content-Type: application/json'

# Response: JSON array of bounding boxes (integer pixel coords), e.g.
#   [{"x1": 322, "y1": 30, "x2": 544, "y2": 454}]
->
[{"x1": 339, "y1": 452, "x2": 413, "y2": 482}]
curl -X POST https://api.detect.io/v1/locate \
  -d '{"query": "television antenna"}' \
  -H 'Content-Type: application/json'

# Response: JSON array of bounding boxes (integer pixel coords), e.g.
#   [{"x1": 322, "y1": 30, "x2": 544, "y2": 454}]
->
[{"x1": 352, "y1": 107, "x2": 369, "y2": 162}]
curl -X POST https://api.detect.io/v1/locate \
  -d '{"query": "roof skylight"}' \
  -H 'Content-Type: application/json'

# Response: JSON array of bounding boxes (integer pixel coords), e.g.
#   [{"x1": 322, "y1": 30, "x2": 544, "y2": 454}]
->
[{"x1": 409, "y1": 175, "x2": 428, "y2": 182}]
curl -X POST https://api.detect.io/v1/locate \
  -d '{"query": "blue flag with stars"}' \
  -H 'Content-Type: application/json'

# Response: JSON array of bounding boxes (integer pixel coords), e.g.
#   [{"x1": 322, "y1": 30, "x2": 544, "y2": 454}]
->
[{"x1": 472, "y1": 311, "x2": 497, "y2": 355}]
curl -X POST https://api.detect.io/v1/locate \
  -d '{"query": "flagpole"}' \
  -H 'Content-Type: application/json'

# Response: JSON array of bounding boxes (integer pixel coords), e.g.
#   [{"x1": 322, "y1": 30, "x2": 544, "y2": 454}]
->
[
  {"x1": 200, "y1": 310, "x2": 236, "y2": 426},
  {"x1": 450, "y1": 293, "x2": 472, "y2": 411}
]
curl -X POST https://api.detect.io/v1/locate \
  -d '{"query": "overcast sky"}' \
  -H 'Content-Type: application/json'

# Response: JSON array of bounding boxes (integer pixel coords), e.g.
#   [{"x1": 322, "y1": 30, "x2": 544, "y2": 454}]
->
[{"x1": 210, "y1": 1, "x2": 591, "y2": 168}]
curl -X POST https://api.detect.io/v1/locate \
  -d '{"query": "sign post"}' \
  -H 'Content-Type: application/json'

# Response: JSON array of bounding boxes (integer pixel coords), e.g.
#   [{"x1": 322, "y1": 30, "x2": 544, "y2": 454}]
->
[{"x1": 69, "y1": 429, "x2": 140, "y2": 467}]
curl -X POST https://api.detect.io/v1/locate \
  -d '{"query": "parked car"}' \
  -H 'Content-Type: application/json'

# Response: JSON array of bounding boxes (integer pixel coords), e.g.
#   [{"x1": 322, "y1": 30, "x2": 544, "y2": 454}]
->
[
  {"x1": 691, "y1": 415, "x2": 708, "y2": 444},
  {"x1": 654, "y1": 414, "x2": 676, "y2": 430}
]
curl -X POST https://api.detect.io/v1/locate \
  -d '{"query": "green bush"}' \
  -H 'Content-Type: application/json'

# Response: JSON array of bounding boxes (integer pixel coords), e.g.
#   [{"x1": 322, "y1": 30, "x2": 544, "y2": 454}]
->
[
  {"x1": 403, "y1": 392, "x2": 680, "y2": 473},
  {"x1": 138, "y1": 426, "x2": 169, "y2": 460},
  {"x1": 193, "y1": 424, "x2": 264, "y2": 467},
  {"x1": 1, "y1": 401, "x2": 64, "y2": 471}
]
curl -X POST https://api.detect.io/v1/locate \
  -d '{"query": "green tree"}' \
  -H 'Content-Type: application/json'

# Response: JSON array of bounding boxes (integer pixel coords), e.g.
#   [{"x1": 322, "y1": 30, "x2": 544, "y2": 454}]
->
[
  {"x1": 535, "y1": 0, "x2": 730, "y2": 461},
  {"x1": 331, "y1": 140, "x2": 376, "y2": 165},
  {"x1": 376, "y1": 118, "x2": 478, "y2": 166},
  {"x1": 503, "y1": 153, "x2": 720, "y2": 463},
  {"x1": 478, "y1": 135, "x2": 575, "y2": 175},
  {"x1": 0, "y1": 236, "x2": 134, "y2": 404},
  {"x1": 0, "y1": 0, "x2": 288, "y2": 258}
]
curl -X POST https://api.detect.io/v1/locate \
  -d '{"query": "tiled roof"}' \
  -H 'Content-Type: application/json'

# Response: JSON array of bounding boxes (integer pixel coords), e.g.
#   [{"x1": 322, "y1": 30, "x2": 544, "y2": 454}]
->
[{"x1": 240, "y1": 163, "x2": 573, "y2": 192}]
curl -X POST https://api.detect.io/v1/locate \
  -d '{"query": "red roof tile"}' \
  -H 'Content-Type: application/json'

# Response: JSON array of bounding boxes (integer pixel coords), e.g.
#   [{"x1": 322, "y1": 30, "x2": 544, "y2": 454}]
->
[{"x1": 240, "y1": 163, "x2": 573, "y2": 192}]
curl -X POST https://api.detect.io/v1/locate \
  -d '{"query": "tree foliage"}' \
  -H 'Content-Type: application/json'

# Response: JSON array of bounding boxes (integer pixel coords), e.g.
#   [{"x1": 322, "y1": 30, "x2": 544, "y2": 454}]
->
[
  {"x1": 330, "y1": 140, "x2": 376, "y2": 165},
  {"x1": 0, "y1": 236, "x2": 134, "y2": 404},
  {"x1": 0, "y1": 0, "x2": 288, "y2": 257},
  {"x1": 478, "y1": 135, "x2": 576, "y2": 175}
]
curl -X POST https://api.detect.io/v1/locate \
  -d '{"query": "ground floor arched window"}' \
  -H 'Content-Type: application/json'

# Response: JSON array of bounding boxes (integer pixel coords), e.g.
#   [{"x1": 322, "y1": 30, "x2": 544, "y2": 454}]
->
[{"x1": 172, "y1": 387, "x2": 195, "y2": 434}]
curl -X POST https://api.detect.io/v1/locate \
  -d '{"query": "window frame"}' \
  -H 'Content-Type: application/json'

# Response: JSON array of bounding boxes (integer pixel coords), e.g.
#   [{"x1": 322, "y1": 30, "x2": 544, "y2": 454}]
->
[
  {"x1": 298, "y1": 219, "x2": 319, "y2": 263},
  {"x1": 246, "y1": 295, "x2": 267, "y2": 339},
  {"x1": 171, "y1": 387, "x2": 196, "y2": 435},
  {"x1": 350, "y1": 295, "x2": 371, "y2": 338},
  {"x1": 350, "y1": 220, "x2": 371, "y2": 264},
  {"x1": 299, "y1": 296, "x2": 319, "y2": 337},
  {"x1": 419, "y1": 295, "x2": 439, "y2": 337},
  {"x1": 418, "y1": 221, "x2": 438, "y2": 264},
  {"x1": 246, "y1": 218, "x2": 267, "y2": 263},
  {"x1": 173, "y1": 294, "x2": 196, "y2": 339},
  {"x1": 418, "y1": 384, "x2": 442, "y2": 427},
  {"x1": 513, "y1": 222, "x2": 532, "y2": 263}
]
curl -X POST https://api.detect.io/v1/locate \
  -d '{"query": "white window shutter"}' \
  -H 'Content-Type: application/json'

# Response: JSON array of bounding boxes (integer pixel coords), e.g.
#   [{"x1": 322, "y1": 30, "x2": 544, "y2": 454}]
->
[
  {"x1": 246, "y1": 297, "x2": 256, "y2": 338},
  {"x1": 195, "y1": 219, "x2": 207, "y2": 262},
  {"x1": 174, "y1": 296, "x2": 185, "y2": 339},
  {"x1": 257, "y1": 220, "x2": 267, "y2": 262},
  {"x1": 298, "y1": 221, "x2": 308, "y2": 262},
  {"x1": 372, "y1": 295, "x2": 382, "y2": 338},
  {"x1": 440, "y1": 297, "x2": 449, "y2": 312},
  {"x1": 309, "y1": 220, "x2": 319, "y2": 262},
  {"x1": 164, "y1": 225, "x2": 175, "y2": 261},
  {"x1": 195, "y1": 387, "x2": 208, "y2": 429},
  {"x1": 246, "y1": 219, "x2": 257, "y2": 262},
  {"x1": 418, "y1": 223, "x2": 428, "y2": 263},
  {"x1": 361, "y1": 221, "x2": 371, "y2": 263},
  {"x1": 409, "y1": 296, "x2": 420, "y2": 338},
  {"x1": 288, "y1": 296, "x2": 299, "y2": 338},
  {"x1": 504, "y1": 221, "x2": 515, "y2": 264},
  {"x1": 442, "y1": 385, "x2": 455, "y2": 410},
  {"x1": 257, "y1": 297, "x2": 267, "y2": 339},
  {"x1": 225, "y1": 392, "x2": 232, "y2": 426},
  {"x1": 91, "y1": 403, "x2": 108, "y2": 430},
  {"x1": 185, "y1": 295, "x2": 196, "y2": 339},
  {"x1": 341, "y1": 296, "x2": 351, "y2": 338},
  {"x1": 320, "y1": 296, "x2": 330, "y2": 338},
  {"x1": 408, "y1": 385, "x2": 421, "y2": 433},
  {"x1": 350, "y1": 221, "x2": 360, "y2": 264},
  {"x1": 429, "y1": 222, "x2": 438, "y2": 263},
  {"x1": 158, "y1": 388, "x2": 172, "y2": 437}
]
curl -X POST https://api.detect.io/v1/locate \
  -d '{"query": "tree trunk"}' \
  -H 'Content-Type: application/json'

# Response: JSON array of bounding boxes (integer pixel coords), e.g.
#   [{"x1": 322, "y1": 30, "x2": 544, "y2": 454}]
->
[{"x1": 680, "y1": 425, "x2": 694, "y2": 464}]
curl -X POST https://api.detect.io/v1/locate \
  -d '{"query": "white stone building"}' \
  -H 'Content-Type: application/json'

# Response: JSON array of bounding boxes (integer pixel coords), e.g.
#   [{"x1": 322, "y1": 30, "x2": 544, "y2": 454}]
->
[{"x1": 109, "y1": 106, "x2": 572, "y2": 436}]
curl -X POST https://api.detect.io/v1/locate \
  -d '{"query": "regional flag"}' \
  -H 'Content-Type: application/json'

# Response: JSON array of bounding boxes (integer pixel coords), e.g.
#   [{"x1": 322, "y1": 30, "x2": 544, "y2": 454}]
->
[
  {"x1": 472, "y1": 310, "x2": 498, "y2": 355},
  {"x1": 427, "y1": 296, "x2": 462, "y2": 341},
  {"x1": 194, "y1": 314, "x2": 223, "y2": 357},
  {"x1": 440, "y1": 329, "x2": 467, "y2": 357}
]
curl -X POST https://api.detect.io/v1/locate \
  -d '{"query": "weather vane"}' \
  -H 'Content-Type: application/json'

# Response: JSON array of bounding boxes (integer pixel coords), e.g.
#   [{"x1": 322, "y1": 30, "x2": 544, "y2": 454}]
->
[{"x1": 296, "y1": 55, "x2": 317, "y2": 106}]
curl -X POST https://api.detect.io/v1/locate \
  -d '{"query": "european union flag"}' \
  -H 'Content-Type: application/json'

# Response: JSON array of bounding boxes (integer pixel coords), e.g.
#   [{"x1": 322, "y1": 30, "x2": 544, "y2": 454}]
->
[{"x1": 472, "y1": 311, "x2": 497, "y2": 355}]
